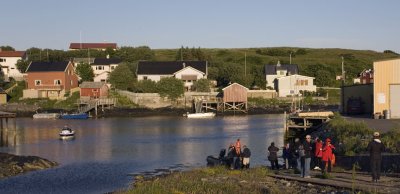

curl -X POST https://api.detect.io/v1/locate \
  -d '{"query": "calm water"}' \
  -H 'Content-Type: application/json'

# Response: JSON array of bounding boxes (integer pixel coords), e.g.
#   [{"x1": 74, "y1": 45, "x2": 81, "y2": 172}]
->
[{"x1": 0, "y1": 114, "x2": 285, "y2": 194}]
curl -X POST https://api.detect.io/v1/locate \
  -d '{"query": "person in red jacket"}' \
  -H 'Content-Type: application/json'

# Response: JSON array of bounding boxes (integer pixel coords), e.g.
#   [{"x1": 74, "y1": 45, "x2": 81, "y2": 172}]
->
[
  {"x1": 314, "y1": 138, "x2": 323, "y2": 170},
  {"x1": 322, "y1": 138, "x2": 335, "y2": 173}
]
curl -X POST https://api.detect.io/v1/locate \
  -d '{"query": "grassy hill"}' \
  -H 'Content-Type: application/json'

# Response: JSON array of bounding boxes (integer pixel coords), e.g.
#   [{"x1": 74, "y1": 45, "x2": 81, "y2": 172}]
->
[{"x1": 153, "y1": 47, "x2": 399, "y2": 88}]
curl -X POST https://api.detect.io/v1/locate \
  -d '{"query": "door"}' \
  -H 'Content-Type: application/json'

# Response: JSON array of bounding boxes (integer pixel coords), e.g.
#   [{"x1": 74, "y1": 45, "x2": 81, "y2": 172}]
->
[{"x1": 390, "y1": 85, "x2": 400, "y2": 119}]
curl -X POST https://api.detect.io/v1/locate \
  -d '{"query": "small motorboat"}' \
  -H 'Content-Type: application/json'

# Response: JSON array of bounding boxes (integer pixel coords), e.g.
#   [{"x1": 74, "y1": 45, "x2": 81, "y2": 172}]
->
[
  {"x1": 184, "y1": 112, "x2": 216, "y2": 118},
  {"x1": 60, "y1": 113, "x2": 89, "y2": 119},
  {"x1": 59, "y1": 126, "x2": 75, "y2": 139}
]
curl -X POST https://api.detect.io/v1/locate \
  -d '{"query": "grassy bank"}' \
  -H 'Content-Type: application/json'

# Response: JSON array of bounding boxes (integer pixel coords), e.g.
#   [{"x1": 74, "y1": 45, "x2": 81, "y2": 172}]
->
[
  {"x1": 122, "y1": 166, "x2": 344, "y2": 194},
  {"x1": 327, "y1": 114, "x2": 400, "y2": 156}
]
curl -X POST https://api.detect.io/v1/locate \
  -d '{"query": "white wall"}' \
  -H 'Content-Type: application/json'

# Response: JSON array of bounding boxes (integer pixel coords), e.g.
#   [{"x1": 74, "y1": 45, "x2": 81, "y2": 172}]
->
[
  {"x1": 92, "y1": 64, "x2": 118, "y2": 77},
  {"x1": 175, "y1": 67, "x2": 206, "y2": 89},
  {"x1": 0, "y1": 56, "x2": 24, "y2": 79},
  {"x1": 94, "y1": 72, "x2": 109, "y2": 83},
  {"x1": 276, "y1": 75, "x2": 316, "y2": 97},
  {"x1": 266, "y1": 74, "x2": 285, "y2": 88},
  {"x1": 137, "y1": 74, "x2": 172, "y2": 82}
]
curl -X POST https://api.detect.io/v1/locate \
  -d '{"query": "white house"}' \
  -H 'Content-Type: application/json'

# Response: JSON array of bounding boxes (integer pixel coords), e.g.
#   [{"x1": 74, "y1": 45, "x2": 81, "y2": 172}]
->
[
  {"x1": 90, "y1": 57, "x2": 121, "y2": 83},
  {"x1": 0, "y1": 51, "x2": 26, "y2": 81},
  {"x1": 137, "y1": 61, "x2": 208, "y2": 91},
  {"x1": 275, "y1": 74, "x2": 317, "y2": 97},
  {"x1": 265, "y1": 61, "x2": 299, "y2": 89}
]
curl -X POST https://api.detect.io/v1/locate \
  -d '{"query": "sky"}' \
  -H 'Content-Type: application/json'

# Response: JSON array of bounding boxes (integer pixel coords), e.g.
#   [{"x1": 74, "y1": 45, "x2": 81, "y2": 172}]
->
[{"x1": 1, "y1": 0, "x2": 400, "y2": 53}]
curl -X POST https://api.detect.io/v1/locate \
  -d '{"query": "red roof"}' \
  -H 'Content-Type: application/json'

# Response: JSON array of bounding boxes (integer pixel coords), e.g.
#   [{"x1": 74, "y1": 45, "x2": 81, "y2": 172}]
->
[
  {"x1": 0, "y1": 51, "x2": 26, "y2": 57},
  {"x1": 69, "y1": 43, "x2": 117, "y2": 49}
]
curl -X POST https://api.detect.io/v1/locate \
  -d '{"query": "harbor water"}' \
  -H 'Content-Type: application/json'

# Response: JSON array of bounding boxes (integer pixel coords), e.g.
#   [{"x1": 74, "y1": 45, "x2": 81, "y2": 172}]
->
[{"x1": 0, "y1": 114, "x2": 285, "y2": 194}]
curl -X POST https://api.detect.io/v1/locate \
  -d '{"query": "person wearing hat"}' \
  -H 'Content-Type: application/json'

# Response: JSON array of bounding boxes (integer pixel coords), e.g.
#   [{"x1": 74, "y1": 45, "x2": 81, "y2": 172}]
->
[
  {"x1": 367, "y1": 131, "x2": 385, "y2": 182},
  {"x1": 322, "y1": 138, "x2": 335, "y2": 174}
]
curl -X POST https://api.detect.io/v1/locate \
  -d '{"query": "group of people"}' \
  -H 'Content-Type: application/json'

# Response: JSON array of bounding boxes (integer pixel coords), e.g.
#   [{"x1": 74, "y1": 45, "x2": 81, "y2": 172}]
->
[
  {"x1": 278, "y1": 135, "x2": 337, "y2": 177},
  {"x1": 226, "y1": 138, "x2": 251, "y2": 169},
  {"x1": 225, "y1": 131, "x2": 385, "y2": 182}
]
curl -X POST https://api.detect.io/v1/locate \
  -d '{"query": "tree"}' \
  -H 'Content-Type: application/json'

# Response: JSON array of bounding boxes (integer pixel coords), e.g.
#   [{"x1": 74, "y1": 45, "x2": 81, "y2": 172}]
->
[
  {"x1": 108, "y1": 64, "x2": 134, "y2": 90},
  {"x1": 175, "y1": 46, "x2": 207, "y2": 61},
  {"x1": 135, "y1": 79, "x2": 158, "y2": 93},
  {"x1": 0, "y1": 46, "x2": 15, "y2": 51},
  {"x1": 156, "y1": 77, "x2": 184, "y2": 101},
  {"x1": 75, "y1": 62, "x2": 94, "y2": 81},
  {"x1": 15, "y1": 59, "x2": 30, "y2": 73},
  {"x1": 383, "y1": 50, "x2": 399, "y2": 55},
  {"x1": 193, "y1": 79, "x2": 211, "y2": 92}
]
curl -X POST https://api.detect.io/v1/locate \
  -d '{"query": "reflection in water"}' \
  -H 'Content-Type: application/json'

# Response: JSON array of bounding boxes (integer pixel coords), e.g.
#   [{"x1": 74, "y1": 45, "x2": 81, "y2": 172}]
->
[{"x1": 0, "y1": 114, "x2": 285, "y2": 194}]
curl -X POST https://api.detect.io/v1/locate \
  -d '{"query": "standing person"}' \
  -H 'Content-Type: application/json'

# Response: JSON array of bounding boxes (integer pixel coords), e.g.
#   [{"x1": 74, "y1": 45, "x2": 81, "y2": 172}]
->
[
  {"x1": 234, "y1": 139, "x2": 241, "y2": 169},
  {"x1": 367, "y1": 132, "x2": 385, "y2": 182},
  {"x1": 301, "y1": 135, "x2": 313, "y2": 178},
  {"x1": 282, "y1": 143, "x2": 290, "y2": 169},
  {"x1": 314, "y1": 138, "x2": 323, "y2": 170},
  {"x1": 322, "y1": 138, "x2": 335, "y2": 174},
  {"x1": 293, "y1": 138, "x2": 302, "y2": 172},
  {"x1": 268, "y1": 142, "x2": 279, "y2": 170},
  {"x1": 241, "y1": 145, "x2": 251, "y2": 169},
  {"x1": 227, "y1": 144, "x2": 235, "y2": 169}
]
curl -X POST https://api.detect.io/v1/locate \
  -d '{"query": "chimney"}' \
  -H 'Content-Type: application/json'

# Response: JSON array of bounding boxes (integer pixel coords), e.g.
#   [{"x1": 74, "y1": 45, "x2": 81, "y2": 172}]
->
[
  {"x1": 106, "y1": 54, "x2": 110, "y2": 59},
  {"x1": 277, "y1": 60, "x2": 281, "y2": 67},
  {"x1": 182, "y1": 62, "x2": 186, "y2": 68}
]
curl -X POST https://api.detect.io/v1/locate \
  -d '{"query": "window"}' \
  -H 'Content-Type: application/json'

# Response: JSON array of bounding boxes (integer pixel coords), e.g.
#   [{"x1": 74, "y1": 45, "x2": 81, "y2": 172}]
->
[
  {"x1": 11, "y1": 67, "x2": 15, "y2": 69},
  {"x1": 92, "y1": 89, "x2": 99, "y2": 92},
  {"x1": 54, "y1": 80, "x2": 61, "y2": 85},
  {"x1": 35, "y1": 80, "x2": 41, "y2": 86},
  {"x1": 0, "y1": 58, "x2": 4, "y2": 62},
  {"x1": 143, "y1": 76, "x2": 148, "y2": 80},
  {"x1": 96, "y1": 66, "x2": 104, "y2": 70},
  {"x1": 304, "y1": 80, "x2": 308, "y2": 86},
  {"x1": 71, "y1": 80, "x2": 73, "y2": 86},
  {"x1": 279, "y1": 71, "x2": 285, "y2": 75},
  {"x1": 111, "y1": 66, "x2": 115, "y2": 70},
  {"x1": 100, "y1": 79, "x2": 106, "y2": 82}
]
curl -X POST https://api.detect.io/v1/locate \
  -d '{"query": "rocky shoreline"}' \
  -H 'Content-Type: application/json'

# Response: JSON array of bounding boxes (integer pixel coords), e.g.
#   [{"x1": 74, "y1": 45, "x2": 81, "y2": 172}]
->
[{"x1": 0, "y1": 152, "x2": 58, "y2": 179}]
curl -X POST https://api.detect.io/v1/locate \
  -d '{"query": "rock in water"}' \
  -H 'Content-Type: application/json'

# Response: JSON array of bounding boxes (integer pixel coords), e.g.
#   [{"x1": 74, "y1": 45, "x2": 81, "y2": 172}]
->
[{"x1": 0, "y1": 152, "x2": 58, "y2": 179}]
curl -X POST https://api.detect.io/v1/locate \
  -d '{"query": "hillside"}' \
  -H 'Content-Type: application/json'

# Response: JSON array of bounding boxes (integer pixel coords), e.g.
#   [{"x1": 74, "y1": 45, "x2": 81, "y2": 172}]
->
[{"x1": 153, "y1": 47, "x2": 399, "y2": 87}]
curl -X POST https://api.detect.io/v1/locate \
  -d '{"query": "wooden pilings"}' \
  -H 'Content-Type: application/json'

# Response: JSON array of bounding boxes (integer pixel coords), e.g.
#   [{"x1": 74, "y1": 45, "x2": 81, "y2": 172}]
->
[{"x1": 0, "y1": 111, "x2": 17, "y2": 147}]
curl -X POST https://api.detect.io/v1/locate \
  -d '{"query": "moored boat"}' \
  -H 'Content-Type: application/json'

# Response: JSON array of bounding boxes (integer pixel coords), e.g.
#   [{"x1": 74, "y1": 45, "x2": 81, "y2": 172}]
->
[
  {"x1": 185, "y1": 112, "x2": 216, "y2": 118},
  {"x1": 60, "y1": 113, "x2": 89, "y2": 119},
  {"x1": 33, "y1": 113, "x2": 60, "y2": 119}
]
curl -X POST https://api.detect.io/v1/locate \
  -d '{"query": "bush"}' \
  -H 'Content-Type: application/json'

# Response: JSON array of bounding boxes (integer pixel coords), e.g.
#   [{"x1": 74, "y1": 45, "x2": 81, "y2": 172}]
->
[{"x1": 327, "y1": 114, "x2": 373, "y2": 156}]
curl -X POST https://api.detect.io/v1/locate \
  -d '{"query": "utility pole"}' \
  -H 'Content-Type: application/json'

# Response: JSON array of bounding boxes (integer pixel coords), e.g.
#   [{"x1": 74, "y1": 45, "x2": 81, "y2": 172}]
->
[
  {"x1": 290, "y1": 52, "x2": 292, "y2": 64},
  {"x1": 341, "y1": 56, "x2": 345, "y2": 113},
  {"x1": 244, "y1": 52, "x2": 247, "y2": 76}
]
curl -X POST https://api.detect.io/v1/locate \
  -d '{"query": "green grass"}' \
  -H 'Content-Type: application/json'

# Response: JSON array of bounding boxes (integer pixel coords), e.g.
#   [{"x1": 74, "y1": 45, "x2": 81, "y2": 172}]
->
[{"x1": 123, "y1": 166, "x2": 293, "y2": 194}]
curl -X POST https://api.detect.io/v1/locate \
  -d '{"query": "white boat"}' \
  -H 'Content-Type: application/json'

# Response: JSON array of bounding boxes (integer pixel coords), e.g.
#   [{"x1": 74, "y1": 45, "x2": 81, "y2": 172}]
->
[
  {"x1": 33, "y1": 113, "x2": 60, "y2": 119},
  {"x1": 185, "y1": 112, "x2": 216, "y2": 118},
  {"x1": 59, "y1": 127, "x2": 75, "y2": 139}
]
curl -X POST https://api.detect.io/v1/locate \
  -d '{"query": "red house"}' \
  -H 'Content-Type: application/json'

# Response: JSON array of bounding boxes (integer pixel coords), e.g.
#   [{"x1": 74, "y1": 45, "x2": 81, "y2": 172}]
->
[
  {"x1": 80, "y1": 82, "x2": 109, "y2": 99},
  {"x1": 24, "y1": 61, "x2": 79, "y2": 99}
]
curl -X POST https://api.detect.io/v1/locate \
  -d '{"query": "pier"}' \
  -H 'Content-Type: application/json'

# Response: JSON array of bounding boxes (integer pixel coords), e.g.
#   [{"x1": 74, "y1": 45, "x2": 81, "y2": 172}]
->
[
  {"x1": 285, "y1": 111, "x2": 333, "y2": 140},
  {"x1": 0, "y1": 111, "x2": 17, "y2": 147}
]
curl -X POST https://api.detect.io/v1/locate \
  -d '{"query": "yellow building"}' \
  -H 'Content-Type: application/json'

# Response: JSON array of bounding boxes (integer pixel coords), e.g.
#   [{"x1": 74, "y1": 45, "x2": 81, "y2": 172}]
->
[
  {"x1": 0, "y1": 88, "x2": 8, "y2": 104},
  {"x1": 373, "y1": 58, "x2": 400, "y2": 118}
]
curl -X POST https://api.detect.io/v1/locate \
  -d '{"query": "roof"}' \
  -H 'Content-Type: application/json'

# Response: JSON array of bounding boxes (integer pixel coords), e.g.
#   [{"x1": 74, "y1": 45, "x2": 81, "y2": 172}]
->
[
  {"x1": 137, "y1": 61, "x2": 207, "y2": 75},
  {"x1": 69, "y1": 43, "x2": 117, "y2": 49},
  {"x1": 26, "y1": 61, "x2": 70, "y2": 72},
  {"x1": 373, "y1": 57, "x2": 400, "y2": 63},
  {"x1": 92, "y1": 58, "x2": 122, "y2": 65},
  {"x1": 265, "y1": 64, "x2": 299, "y2": 75},
  {"x1": 80, "y1": 81, "x2": 107, "y2": 89},
  {"x1": 222, "y1": 83, "x2": 249, "y2": 91},
  {"x1": 0, "y1": 51, "x2": 26, "y2": 57}
]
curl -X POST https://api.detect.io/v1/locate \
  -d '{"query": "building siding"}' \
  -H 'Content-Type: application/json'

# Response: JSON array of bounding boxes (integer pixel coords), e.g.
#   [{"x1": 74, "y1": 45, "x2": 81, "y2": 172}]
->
[
  {"x1": 373, "y1": 59, "x2": 400, "y2": 115},
  {"x1": 223, "y1": 83, "x2": 248, "y2": 102}
]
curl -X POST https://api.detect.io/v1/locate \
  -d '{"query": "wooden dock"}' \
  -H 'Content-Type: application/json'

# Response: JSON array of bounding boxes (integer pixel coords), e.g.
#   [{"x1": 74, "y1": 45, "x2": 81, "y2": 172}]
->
[{"x1": 285, "y1": 111, "x2": 333, "y2": 140}]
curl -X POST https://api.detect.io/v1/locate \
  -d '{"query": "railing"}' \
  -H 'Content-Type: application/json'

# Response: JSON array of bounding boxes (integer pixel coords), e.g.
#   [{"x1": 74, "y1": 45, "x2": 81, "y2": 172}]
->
[
  {"x1": 34, "y1": 85, "x2": 63, "y2": 90},
  {"x1": 77, "y1": 98, "x2": 117, "y2": 113}
]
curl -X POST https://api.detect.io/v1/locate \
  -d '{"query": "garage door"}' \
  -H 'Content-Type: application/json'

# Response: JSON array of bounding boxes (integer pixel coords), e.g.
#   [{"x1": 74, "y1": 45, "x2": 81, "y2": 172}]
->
[{"x1": 390, "y1": 85, "x2": 400, "y2": 119}]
